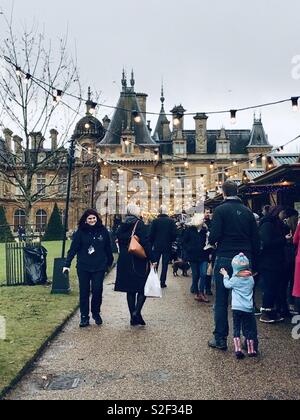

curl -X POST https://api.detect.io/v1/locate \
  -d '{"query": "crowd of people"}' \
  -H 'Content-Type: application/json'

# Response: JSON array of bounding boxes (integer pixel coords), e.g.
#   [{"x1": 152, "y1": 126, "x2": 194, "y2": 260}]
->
[{"x1": 63, "y1": 180, "x2": 300, "y2": 359}]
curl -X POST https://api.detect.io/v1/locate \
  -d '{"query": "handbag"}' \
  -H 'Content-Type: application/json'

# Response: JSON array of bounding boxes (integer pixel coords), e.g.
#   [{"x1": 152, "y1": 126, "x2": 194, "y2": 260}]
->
[
  {"x1": 145, "y1": 267, "x2": 162, "y2": 298},
  {"x1": 128, "y1": 221, "x2": 147, "y2": 259}
]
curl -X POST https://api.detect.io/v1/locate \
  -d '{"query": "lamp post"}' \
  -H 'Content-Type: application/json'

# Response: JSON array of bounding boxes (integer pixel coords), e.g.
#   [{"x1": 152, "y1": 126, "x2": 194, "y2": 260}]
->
[
  {"x1": 51, "y1": 134, "x2": 76, "y2": 294},
  {"x1": 61, "y1": 134, "x2": 76, "y2": 259}
]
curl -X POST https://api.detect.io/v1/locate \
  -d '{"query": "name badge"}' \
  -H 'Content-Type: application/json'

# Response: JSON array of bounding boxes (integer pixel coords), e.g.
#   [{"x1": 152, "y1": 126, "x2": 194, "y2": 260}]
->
[{"x1": 88, "y1": 246, "x2": 95, "y2": 255}]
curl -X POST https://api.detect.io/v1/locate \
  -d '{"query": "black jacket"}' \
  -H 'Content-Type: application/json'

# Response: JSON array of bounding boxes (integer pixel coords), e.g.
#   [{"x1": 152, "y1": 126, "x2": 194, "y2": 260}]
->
[
  {"x1": 65, "y1": 224, "x2": 114, "y2": 272},
  {"x1": 209, "y1": 198, "x2": 260, "y2": 269},
  {"x1": 150, "y1": 214, "x2": 177, "y2": 253},
  {"x1": 183, "y1": 226, "x2": 209, "y2": 263},
  {"x1": 259, "y1": 215, "x2": 287, "y2": 270},
  {"x1": 115, "y1": 216, "x2": 154, "y2": 293}
]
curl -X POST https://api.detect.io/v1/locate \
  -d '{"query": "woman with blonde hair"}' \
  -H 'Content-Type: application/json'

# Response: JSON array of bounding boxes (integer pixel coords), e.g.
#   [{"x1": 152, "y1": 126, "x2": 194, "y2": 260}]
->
[
  {"x1": 115, "y1": 204, "x2": 155, "y2": 325},
  {"x1": 183, "y1": 213, "x2": 210, "y2": 302}
]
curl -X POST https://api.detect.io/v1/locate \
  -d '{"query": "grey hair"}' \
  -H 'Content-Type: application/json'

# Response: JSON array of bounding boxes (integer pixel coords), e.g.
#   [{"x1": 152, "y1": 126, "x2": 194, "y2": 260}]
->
[
  {"x1": 159, "y1": 205, "x2": 168, "y2": 215},
  {"x1": 127, "y1": 204, "x2": 141, "y2": 218}
]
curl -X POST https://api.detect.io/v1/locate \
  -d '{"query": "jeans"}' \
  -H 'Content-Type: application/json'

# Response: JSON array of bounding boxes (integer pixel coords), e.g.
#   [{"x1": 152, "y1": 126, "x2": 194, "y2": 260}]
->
[
  {"x1": 77, "y1": 269, "x2": 105, "y2": 318},
  {"x1": 153, "y1": 250, "x2": 171, "y2": 286},
  {"x1": 261, "y1": 269, "x2": 280, "y2": 310},
  {"x1": 213, "y1": 257, "x2": 233, "y2": 341},
  {"x1": 190, "y1": 261, "x2": 209, "y2": 294}
]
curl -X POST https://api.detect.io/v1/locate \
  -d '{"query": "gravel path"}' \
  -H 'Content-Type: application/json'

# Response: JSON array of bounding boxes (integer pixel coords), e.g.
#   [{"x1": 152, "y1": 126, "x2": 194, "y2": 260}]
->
[{"x1": 6, "y1": 268, "x2": 300, "y2": 400}]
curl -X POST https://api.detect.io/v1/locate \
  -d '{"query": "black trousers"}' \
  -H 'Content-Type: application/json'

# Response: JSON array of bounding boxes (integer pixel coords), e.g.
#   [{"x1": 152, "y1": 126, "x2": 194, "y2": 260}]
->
[
  {"x1": 77, "y1": 269, "x2": 105, "y2": 318},
  {"x1": 232, "y1": 310, "x2": 258, "y2": 341},
  {"x1": 153, "y1": 250, "x2": 171, "y2": 286}
]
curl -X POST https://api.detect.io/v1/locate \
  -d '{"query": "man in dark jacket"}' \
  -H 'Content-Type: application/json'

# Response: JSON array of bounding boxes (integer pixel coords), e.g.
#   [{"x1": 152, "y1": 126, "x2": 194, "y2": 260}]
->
[
  {"x1": 208, "y1": 181, "x2": 260, "y2": 351},
  {"x1": 150, "y1": 206, "x2": 177, "y2": 288}
]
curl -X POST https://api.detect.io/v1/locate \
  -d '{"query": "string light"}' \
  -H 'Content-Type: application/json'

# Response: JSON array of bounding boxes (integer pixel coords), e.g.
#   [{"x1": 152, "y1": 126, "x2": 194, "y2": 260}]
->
[
  {"x1": 24, "y1": 73, "x2": 31, "y2": 85},
  {"x1": 15, "y1": 66, "x2": 22, "y2": 77},
  {"x1": 132, "y1": 110, "x2": 142, "y2": 123},
  {"x1": 7, "y1": 56, "x2": 300, "y2": 195},
  {"x1": 90, "y1": 102, "x2": 97, "y2": 115},
  {"x1": 291, "y1": 97, "x2": 299, "y2": 112},
  {"x1": 56, "y1": 90, "x2": 63, "y2": 102},
  {"x1": 6, "y1": 57, "x2": 300, "y2": 120},
  {"x1": 230, "y1": 110, "x2": 237, "y2": 125}
]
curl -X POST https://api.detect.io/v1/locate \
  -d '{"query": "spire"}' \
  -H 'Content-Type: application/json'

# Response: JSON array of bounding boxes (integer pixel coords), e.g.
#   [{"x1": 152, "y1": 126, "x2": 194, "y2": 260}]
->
[
  {"x1": 121, "y1": 69, "x2": 127, "y2": 91},
  {"x1": 153, "y1": 84, "x2": 171, "y2": 141},
  {"x1": 86, "y1": 86, "x2": 93, "y2": 115},
  {"x1": 130, "y1": 69, "x2": 135, "y2": 88},
  {"x1": 160, "y1": 82, "x2": 165, "y2": 106}
]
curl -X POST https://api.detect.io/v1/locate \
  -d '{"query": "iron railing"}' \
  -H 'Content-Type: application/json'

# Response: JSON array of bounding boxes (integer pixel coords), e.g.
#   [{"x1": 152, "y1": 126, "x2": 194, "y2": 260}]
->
[{"x1": 5, "y1": 241, "x2": 42, "y2": 286}]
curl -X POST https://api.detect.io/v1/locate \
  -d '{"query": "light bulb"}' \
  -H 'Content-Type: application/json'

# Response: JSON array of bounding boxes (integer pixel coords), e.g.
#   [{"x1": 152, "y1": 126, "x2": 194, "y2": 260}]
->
[
  {"x1": 291, "y1": 97, "x2": 299, "y2": 112},
  {"x1": 230, "y1": 110, "x2": 237, "y2": 125}
]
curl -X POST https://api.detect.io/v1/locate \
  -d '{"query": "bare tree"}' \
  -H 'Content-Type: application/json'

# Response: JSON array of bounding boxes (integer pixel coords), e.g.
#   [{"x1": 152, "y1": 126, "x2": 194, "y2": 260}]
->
[{"x1": 0, "y1": 10, "x2": 83, "y2": 231}]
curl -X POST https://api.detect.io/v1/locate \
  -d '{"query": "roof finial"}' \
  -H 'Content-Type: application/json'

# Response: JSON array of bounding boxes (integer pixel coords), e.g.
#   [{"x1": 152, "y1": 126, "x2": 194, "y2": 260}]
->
[
  {"x1": 88, "y1": 86, "x2": 92, "y2": 101},
  {"x1": 161, "y1": 81, "x2": 165, "y2": 105},
  {"x1": 121, "y1": 68, "x2": 127, "y2": 90},
  {"x1": 130, "y1": 69, "x2": 135, "y2": 87}
]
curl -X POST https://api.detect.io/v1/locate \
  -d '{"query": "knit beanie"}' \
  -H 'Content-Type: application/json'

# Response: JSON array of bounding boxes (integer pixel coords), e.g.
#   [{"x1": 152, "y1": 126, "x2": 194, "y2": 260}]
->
[{"x1": 232, "y1": 253, "x2": 250, "y2": 275}]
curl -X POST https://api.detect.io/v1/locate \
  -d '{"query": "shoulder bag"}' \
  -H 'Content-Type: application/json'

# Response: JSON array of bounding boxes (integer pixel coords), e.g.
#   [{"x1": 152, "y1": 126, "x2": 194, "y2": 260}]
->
[{"x1": 128, "y1": 220, "x2": 147, "y2": 259}]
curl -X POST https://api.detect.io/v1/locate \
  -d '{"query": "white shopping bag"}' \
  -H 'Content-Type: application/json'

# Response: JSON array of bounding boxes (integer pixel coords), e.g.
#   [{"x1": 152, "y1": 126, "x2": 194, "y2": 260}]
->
[{"x1": 144, "y1": 267, "x2": 162, "y2": 298}]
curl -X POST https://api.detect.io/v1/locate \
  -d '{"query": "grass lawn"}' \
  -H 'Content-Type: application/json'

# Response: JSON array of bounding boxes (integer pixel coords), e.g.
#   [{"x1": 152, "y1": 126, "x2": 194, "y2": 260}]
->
[{"x1": 0, "y1": 240, "x2": 79, "y2": 396}]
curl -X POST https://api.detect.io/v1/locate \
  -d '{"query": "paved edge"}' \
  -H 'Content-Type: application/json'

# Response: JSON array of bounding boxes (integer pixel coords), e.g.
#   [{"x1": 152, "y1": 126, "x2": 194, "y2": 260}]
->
[{"x1": 0, "y1": 264, "x2": 117, "y2": 400}]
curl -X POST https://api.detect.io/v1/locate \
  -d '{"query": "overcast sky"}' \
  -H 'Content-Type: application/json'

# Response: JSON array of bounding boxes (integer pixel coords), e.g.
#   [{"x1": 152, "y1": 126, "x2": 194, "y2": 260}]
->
[{"x1": 1, "y1": 0, "x2": 300, "y2": 151}]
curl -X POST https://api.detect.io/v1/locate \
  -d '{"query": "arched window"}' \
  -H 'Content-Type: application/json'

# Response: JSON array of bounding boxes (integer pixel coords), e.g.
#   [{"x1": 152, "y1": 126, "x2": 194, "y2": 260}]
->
[
  {"x1": 36, "y1": 210, "x2": 47, "y2": 232},
  {"x1": 14, "y1": 209, "x2": 26, "y2": 232}
]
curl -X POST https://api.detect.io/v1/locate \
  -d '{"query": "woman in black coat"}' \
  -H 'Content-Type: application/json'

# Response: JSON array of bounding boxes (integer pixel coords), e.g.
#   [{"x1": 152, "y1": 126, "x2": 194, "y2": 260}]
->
[
  {"x1": 63, "y1": 209, "x2": 114, "y2": 328},
  {"x1": 183, "y1": 214, "x2": 210, "y2": 302},
  {"x1": 115, "y1": 204, "x2": 154, "y2": 326},
  {"x1": 259, "y1": 206, "x2": 292, "y2": 323}
]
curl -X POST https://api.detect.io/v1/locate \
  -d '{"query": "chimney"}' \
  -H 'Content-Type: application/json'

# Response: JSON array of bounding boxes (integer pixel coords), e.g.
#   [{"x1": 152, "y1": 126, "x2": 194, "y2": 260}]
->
[
  {"x1": 3, "y1": 128, "x2": 13, "y2": 151},
  {"x1": 50, "y1": 129, "x2": 58, "y2": 150},
  {"x1": 102, "y1": 115, "x2": 111, "y2": 131},
  {"x1": 13, "y1": 135, "x2": 23, "y2": 155},
  {"x1": 194, "y1": 113, "x2": 208, "y2": 154},
  {"x1": 136, "y1": 93, "x2": 147, "y2": 117}
]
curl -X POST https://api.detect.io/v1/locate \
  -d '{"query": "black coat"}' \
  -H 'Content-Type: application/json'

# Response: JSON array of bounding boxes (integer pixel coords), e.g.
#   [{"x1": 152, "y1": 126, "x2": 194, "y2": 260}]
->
[
  {"x1": 259, "y1": 215, "x2": 288, "y2": 271},
  {"x1": 209, "y1": 198, "x2": 260, "y2": 270},
  {"x1": 150, "y1": 214, "x2": 177, "y2": 253},
  {"x1": 183, "y1": 226, "x2": 209, "y2": 263},
  {"x1": 65, "y1": 224, "x2": 114, "y2": 272},
  {"x1": 115, "y1": 216, "x2": 153, "y2": 293}
]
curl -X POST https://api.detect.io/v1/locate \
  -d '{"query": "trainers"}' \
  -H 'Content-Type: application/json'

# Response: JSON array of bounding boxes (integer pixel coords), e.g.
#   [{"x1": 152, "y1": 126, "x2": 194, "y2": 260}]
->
[
  {"x1": 79, "y1": 317, "x2": 90, "y2": 328},
  {"x1": 260, "y1": 312, "x2": 276, "y2": 323},
  {"x1": 273, "y1": 313, "x2": 284, "y2": 322},
  {"x1": 93, "y1": 315, "x2": 103, "y2": 326},
  {"x1": 208, "y1": 337, "x2": 228, "y2": 351},
  {"x1": 254, "y1": 307, "x2": 262, "y2": 316}
]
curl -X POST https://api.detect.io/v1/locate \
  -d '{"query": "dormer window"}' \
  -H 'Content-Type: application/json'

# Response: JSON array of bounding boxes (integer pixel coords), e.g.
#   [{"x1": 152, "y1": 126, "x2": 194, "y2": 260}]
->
[
  {"x1": 217, "y1": 141, "x2": 230, "y2": 154},
  {"x1": 173, "y1": 142, "x2": 186, "y2": 155}
]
